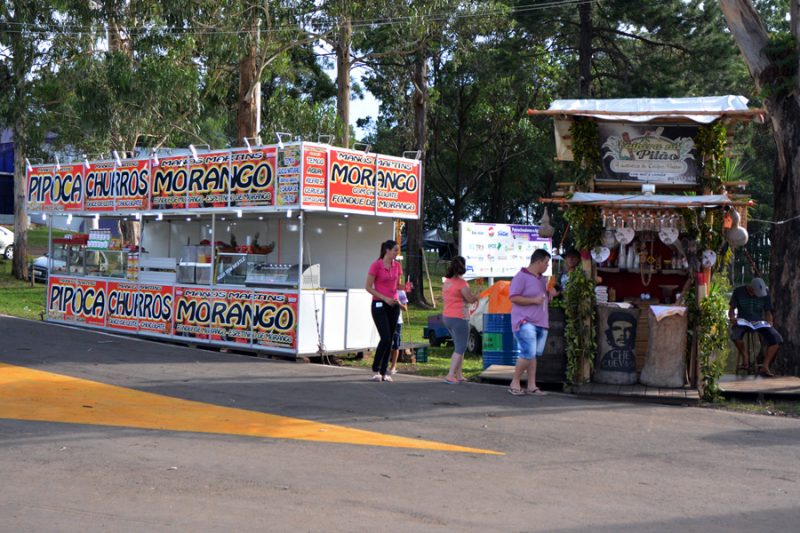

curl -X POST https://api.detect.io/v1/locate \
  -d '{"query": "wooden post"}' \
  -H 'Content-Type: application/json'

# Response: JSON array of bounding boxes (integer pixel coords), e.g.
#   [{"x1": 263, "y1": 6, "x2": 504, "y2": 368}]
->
[{"x1": 421, "y1": 246, "x2": 436, "y2": 307}]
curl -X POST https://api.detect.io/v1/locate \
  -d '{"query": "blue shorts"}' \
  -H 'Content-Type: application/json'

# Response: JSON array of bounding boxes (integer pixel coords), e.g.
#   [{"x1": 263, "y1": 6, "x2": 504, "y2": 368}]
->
[
  {"x1": 392, "y1": 323, "x2": 403, "y2": 350},
  {"x1": 514, "y1": 322, "x2": 548, "y2": 360}
]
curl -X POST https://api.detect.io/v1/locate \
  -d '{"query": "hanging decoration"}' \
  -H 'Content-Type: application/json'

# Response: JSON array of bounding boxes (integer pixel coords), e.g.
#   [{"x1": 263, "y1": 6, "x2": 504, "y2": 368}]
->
[
  {"x1": 725, "y1": 207, "x2": 749, "y2": 247},
  {"x1": 538, "y1": 207, "x2": 555, "y2": 238}
]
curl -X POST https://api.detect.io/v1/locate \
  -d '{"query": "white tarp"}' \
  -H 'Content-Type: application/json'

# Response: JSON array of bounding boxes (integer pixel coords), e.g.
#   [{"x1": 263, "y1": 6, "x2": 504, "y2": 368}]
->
[
  {"x1": 548, "y1": 95, "x2": 750, "y2": 123},
  {"x1": 566, "y1": 192, "x2": 733, "y2": 207}
]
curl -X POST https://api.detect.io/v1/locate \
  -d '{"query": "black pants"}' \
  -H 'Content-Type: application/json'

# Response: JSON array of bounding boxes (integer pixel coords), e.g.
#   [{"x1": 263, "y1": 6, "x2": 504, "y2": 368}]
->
[{"x1": 371, "y1": 301, "x2": 400, "y2": 375}]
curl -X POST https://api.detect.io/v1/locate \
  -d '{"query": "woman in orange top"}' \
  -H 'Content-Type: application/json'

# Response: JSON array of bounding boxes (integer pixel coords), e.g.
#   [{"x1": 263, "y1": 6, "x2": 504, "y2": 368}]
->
[{"x1": 442, "y1": 256, "x2": 479, "y2": 384}]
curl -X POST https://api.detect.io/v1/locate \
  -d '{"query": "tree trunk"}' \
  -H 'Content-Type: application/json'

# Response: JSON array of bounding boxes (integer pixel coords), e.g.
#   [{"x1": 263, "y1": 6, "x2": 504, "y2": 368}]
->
[
  {"x1": 237, "y1": 15, "x2": 260, "y2": 144},
  {"x1": 406, "y1": 51, "x2": 431, "y2": 307},
  {"x1": 767, "y1": 98, "x2": 800, "y2": 376},
  {"x1": 578, "y1": 1, "x2": 593, "y2": 97},
  {"x1": 12, "y1": 136, "x2": 28, "y2": 280},
  {"x1": 720, "y1": 0, "x2": 800, "y2": 374},
  {"x1": 335, "y1": 14, "x2": 352, "y2": 147}
]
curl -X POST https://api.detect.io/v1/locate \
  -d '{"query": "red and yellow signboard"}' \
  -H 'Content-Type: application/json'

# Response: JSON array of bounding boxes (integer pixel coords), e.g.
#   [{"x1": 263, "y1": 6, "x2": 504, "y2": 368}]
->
[
  {"x1": 230, "y1": 147, "x2": 276, "y2": 207},
  {"x1": 27, "y1": 164, "x2": 84, "y2": 212},
  {"x1": 210, "y1": 289, "x2": 254, "y2": 343},
  {"x1": 187, "y1": 151, "x2": 230, "y2": 208},
  {"x1": 376, "y1": 156, "x2": 421, "y2": 218},
  {"x1": 105, "y1": 282, "x2": 174, "y2": 335},
  {"x1": 48, "y1": 276, "x2": 107, "y2": 326},
  {"x1": 113, "y1": 158, "x2": 151, "y2": 211},
  {"x1": 26, "y1": 165, "x2": 54, "y2": 212},
  {"x1": 173, "y1": 286, "x2": 211, "y2": 338},
  {"x1": 302, "y1": 144, "x2": 328, "y2": 209},
  {"x1": 253, "y1": 290, "x2": 298, "y2": 350},
  {"x1": 84, "y1": 160, "x2": 117, "y2": 212},
  {"x1": 327, "y1": 148, "x2": 377, "y2": 214},
  {"x1": 151, "y1": 155, "x2": 191, "y2": 209},
  {"x1": 105, "y1": 281, "x2": 141, "y2": 332}
]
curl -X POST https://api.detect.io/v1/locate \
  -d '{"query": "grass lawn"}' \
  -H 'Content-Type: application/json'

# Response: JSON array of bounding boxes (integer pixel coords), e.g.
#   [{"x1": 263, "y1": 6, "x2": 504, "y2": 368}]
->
[
  {"x1": 0, "y1": 260, "x2": 45, "y2": 320},
  {"x1": 28, "y1": 226, "x2": 71, "y2": 251}
]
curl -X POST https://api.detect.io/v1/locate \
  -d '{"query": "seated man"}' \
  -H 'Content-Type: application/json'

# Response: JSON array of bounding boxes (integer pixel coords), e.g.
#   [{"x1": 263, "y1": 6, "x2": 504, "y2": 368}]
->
[{"x1": 729, "y1": 277, "x2": 783, "y2": 377}]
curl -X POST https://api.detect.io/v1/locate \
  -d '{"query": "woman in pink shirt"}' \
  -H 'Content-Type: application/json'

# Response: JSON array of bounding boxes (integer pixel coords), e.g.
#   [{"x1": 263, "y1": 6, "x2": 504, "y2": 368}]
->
[
  {"x1": 442, "y1": 256, "x2": 478, "y2": 384},
  {"x1": 365, "y1": 240, "x2": 404, "y2": 382}
]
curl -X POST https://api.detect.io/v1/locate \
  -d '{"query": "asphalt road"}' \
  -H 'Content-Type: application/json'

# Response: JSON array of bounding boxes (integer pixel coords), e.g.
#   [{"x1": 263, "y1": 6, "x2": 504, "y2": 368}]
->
[{"x1": 1, "y1": 316, "x2": 799, "y2": 532}]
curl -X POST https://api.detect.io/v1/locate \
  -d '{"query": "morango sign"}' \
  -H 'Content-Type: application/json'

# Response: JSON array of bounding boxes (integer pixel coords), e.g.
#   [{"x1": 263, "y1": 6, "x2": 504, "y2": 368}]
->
[
  {"x1": 48, "y1": 277, "x2": 297, "y2": 350},
  {"x1": 327, "y1": 148, "x2": 421, "y2": 218},
  {"x1": 26, "y1": 144, "x2": 420, "y2": 218}
]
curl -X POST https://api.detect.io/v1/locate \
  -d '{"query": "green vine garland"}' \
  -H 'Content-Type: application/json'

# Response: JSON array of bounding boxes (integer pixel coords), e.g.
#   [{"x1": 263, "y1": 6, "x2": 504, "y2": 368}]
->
[
  {"x1": 564, "y1": 268, "x2": 596, "y2": 384},
  {"x1": 570, "y1": 120, "x2": 601, "y2": 190},
  {"x1": 564, "y1": 205, "x2": 602, "y2": 251},
  {"x1": 696, "y1": 277, "x2": 731, "y2": 401},
  {"x1": 694, "y1": 122, "x2": 727, "y2": 193}
]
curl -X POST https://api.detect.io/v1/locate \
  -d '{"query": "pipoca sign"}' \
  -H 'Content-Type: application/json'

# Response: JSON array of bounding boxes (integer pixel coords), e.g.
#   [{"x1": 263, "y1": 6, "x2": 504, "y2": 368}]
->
[
  {"x1": 599, "y1": 123, "x2": 699, "y2": 184},
  {"x1": 27, "y1": 143, "x2": 421, "y2": 217},
  {"x1": 27, "y1": 163, "x2": 85, "y2": 212}
]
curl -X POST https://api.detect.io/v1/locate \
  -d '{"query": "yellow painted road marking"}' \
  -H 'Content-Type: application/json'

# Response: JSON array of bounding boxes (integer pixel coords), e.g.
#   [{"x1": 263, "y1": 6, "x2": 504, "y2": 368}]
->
[{"x1": 0, "y1": 363, "x2": 501, "y2": 455}]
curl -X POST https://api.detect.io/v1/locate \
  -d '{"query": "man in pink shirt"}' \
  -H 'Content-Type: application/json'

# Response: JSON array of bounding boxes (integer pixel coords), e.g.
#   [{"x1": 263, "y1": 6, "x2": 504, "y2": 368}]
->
[{"x1": 508, "y1": 248, "x2": 555, "y2": 396}]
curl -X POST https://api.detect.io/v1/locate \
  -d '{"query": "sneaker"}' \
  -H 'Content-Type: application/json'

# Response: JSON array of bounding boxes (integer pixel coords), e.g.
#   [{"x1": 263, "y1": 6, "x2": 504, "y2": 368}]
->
[
  {"x1": 390, "y1": 368, "x2": 397, "y2": 375},
  {"x1": 382, "y1": 375, "x2": 393, "y2": 382},
  {"x1": 371, "y1": 374, "x2": 382, "y2": 382}
]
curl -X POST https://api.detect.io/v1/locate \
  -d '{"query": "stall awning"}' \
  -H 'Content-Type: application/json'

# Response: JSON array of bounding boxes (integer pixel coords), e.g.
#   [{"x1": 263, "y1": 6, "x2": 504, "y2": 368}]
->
[
  {"x1": 566, "y1": 192, "x2": 738, "y2": 208},
  {"x1": 529, "y1": 96, "x2": 764, "y2": 124}
]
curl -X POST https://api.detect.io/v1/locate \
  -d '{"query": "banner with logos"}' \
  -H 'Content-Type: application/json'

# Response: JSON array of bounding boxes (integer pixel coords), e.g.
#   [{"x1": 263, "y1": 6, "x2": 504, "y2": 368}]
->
[
  {"x1": 598, "y1": 123, "x2": 699, "y2": 184},
  {"x1": 459, "y1": 222, "x2": 552, "y2": 279}
]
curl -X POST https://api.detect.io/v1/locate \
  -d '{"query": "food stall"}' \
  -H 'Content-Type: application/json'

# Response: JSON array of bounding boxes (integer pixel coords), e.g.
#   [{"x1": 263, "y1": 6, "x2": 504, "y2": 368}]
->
[
  {"x1": 26, "y1": 142, "x2": 422, "y2": 358},
  {"x1": 529, "y1": 96, "x2": 764, "y2": 391}
]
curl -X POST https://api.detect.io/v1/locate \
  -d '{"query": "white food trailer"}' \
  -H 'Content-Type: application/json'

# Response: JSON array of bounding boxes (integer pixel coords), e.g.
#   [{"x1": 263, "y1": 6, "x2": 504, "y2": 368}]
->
[{"x1": 26, "y1": 142, "x2": 422, "y2": 358}]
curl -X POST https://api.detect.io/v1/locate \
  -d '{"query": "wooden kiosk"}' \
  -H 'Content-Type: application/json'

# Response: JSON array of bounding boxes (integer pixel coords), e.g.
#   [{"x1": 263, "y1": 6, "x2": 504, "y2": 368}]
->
[
  {"x1": 530, "y1": 96, "x2": 764, "y2": 391},
  {"x1": 26, "y1": 142, "x2": 422, "y2": 359}
]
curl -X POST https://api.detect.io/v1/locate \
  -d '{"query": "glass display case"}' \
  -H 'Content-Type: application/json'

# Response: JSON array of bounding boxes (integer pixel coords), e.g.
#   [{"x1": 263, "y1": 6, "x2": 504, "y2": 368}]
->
[
  {"x1": 246, "y1": 260, "x2": 299, "y2": 287},
  {"x1": 59, "y1": 246, "x2": 127, "y2": 278},
  {"x1": 178, "y1": 245, "x2": 213, "y2": 285},
  {"x1": 215, "y1": 253, "x2": 256, "y2": 285}
]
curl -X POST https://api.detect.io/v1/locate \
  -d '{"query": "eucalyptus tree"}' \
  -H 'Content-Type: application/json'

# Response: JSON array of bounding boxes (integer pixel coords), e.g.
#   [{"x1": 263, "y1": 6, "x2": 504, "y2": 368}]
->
[
  {"x1": 423, "y1": 2, "x2": 565, "y2": 234},
  {"x1": 0, "y1": 0, "x2": 65, "y2": 279},
  {"x1": 720, "y1": 0, "x2": 800, "y2": 374},
  {"x1": 514, "y1": 0, "x2": 750, "y2": 98},
  {"x1": 353, "y1": 0, "x2": 457, "y2": 305}
]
